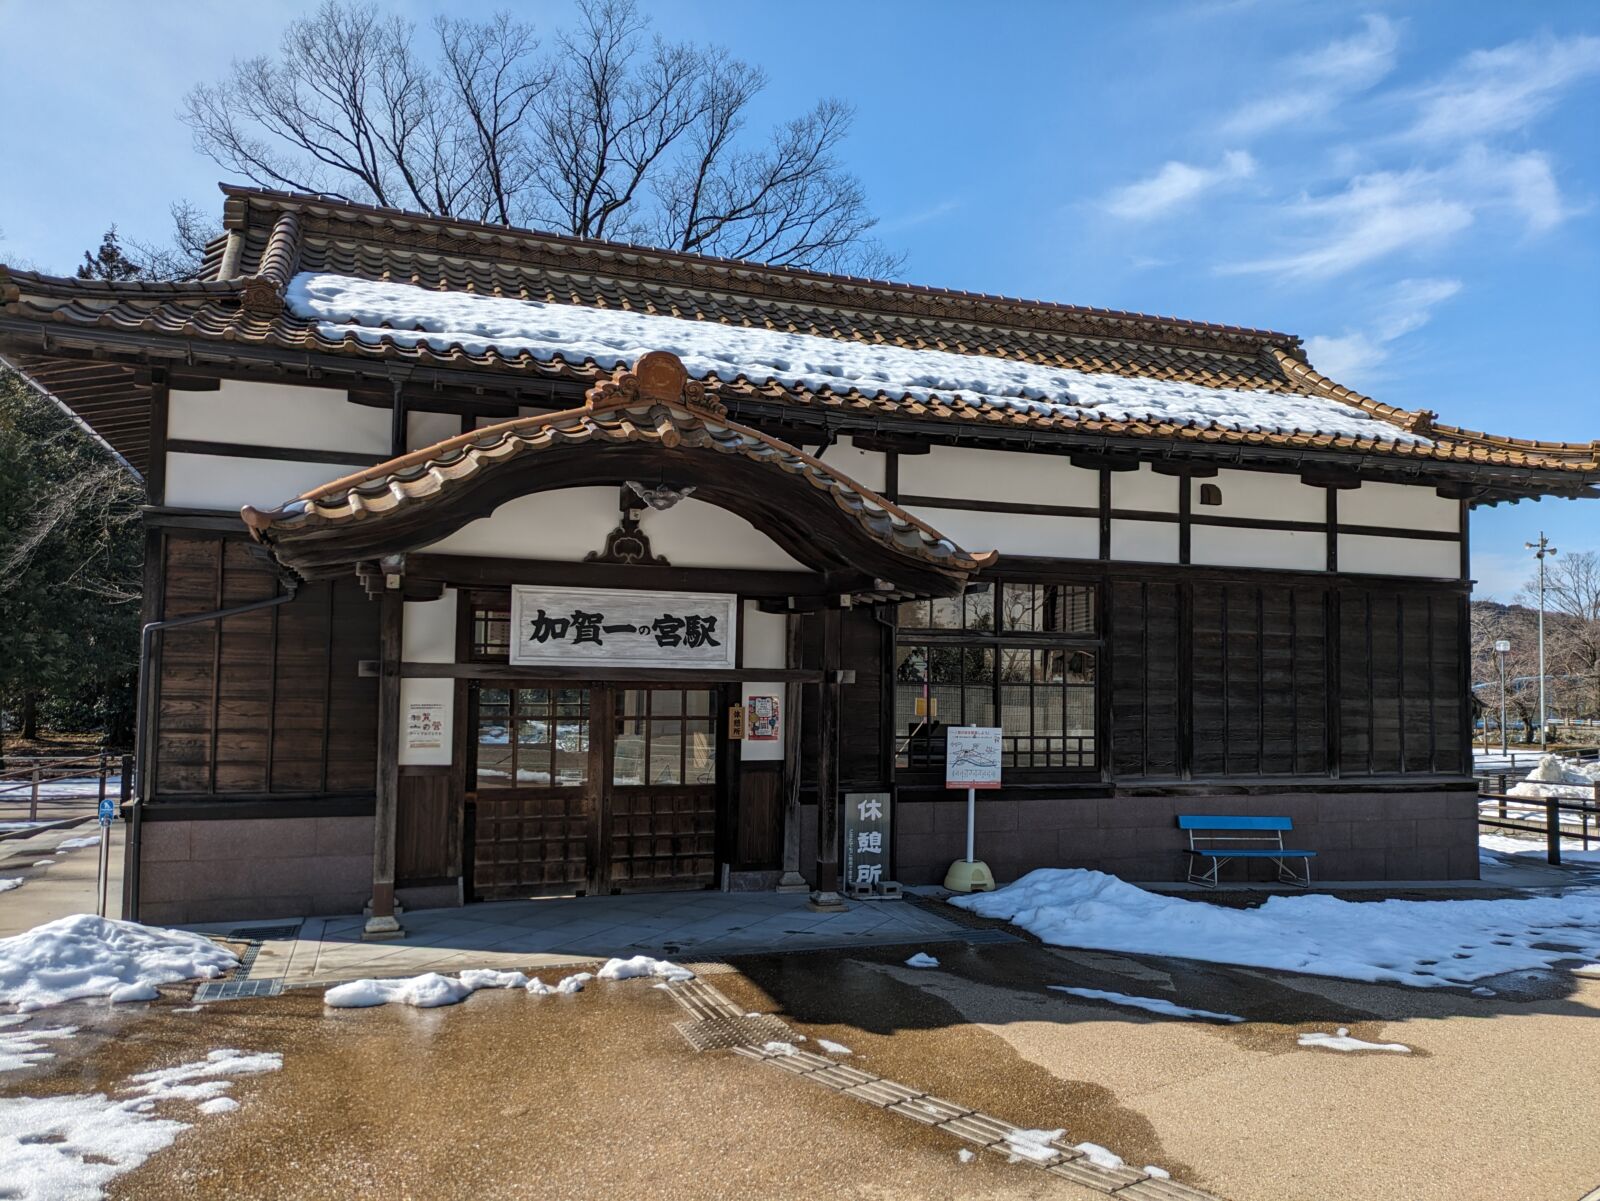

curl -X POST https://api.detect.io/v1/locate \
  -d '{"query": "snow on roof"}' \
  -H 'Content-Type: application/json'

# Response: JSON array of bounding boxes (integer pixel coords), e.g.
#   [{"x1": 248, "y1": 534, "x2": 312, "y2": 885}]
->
[{"x1": 286, "y1": 272, "x2": 1428, "y2": 445}]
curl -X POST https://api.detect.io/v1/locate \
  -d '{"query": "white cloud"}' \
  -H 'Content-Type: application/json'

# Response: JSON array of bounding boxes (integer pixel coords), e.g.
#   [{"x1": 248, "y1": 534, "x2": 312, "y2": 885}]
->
[
  {"x1": 1406, "y1": 33, "x2": 1600, "y2": 144},
  {"x1": 1222, "y1": 15, "x2": 1399, "y2": 138},
  {"x1": 1304, "y1": 276, "x2": 1461, "y2": 382},
  {"x1": 1103, "y1": 151, "x2": 1256, "y2": 221},
  {"x1": 875, "y1": 198, "x2": 962, "y2": 234},
  {"x1": 1223, "y1": 148, "x2": 1573, "y2": 280}
]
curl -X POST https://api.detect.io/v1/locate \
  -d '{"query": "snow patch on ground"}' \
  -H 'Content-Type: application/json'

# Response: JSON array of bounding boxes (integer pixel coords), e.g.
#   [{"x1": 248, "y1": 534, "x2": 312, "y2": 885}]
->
[
  {"x1": 1048, "y1": 985, "x2": 1244, "y2": 1023},
  {"x1": 817, "y1": 1039, "x2": 852, "y2": 1055},
  {"x1": 526, "y1": 972, "x2": 592, "y2": 995},
  {"x1": 1004, "y1": 1128, "x2": 1065, "y2": 1163},
  {"x1": 286, "y1": 272, "x2": 1427, "y2": 444},
  {"x1": 1144, "y1": 1165, "x2": 1172, "y2": 1179},
  {"x1": 54, "y1": 837, "x2": 102, "y2": 851},
  {"x1": 0, "y1": 878, "x2": 21, "y2": 893},
  {"x1": 1297, "y1": 1027, "x2": 1411, "y2": 1053},
  {"x1": 323, "y1": 972, "x2": 475, "y2": 1009},
  {"x1": 596, "y1": 955, "x2": 694, "y2": 982},
  {"x1": 0, "y1": 1020, "x2": 78, "y2": 1073},
  {"x1": 957, "y1": 1148, "x2": 975, "y2": 1163},
  {"x1": 1074, "y1": 1142, "x2": 1127, "y2": 1170},
  {"x1": 904, "y1": 952, "x2": 940, "y2": 968},
  {"x1": 0, "y1": 915, "x2": 236, "y2": 1013},
  {"x1": 1508, "y1": 753, "x2": 1600, "y2": 800},
  {"x1": 0, "y1": 1048, "x2": 280, "y2": 1201},
  {"x1": 457, "y1": 969, "x2": 528, "y2": 991},
  {"x1": 761, "y1": 1040, "x2": 799, "y2": 1056},
  {"x1": 950, "y1": 868, "x2": 1600, "y2": 987}
]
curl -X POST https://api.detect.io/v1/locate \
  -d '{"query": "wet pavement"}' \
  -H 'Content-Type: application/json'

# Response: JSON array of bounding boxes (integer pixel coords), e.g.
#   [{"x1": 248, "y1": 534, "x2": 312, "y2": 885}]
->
[{"x1": 4, "y1": 902, "x2": 1598, "y2": 1201}]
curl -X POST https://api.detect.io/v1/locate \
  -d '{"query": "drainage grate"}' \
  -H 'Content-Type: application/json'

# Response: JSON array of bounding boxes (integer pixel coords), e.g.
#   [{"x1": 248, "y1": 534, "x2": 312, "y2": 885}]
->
[
  {"x1": 194, "y1": 978, "x2": 284, "y2": 1002},
  {"x1": 953, "y1": 928, "x2": 1023, "y2": 946},
  {"x1": 192, "y1": 923, "x2": 302, "y2": 1003}
]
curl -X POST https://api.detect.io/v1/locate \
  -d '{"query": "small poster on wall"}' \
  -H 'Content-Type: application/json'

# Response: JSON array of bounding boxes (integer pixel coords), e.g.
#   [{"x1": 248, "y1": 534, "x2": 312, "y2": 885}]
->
[
  {"x1": 746, "y1": 695, "x2": 780, "y2": 740},
  {"x1": 406, "y1": 702, "x2": 446, "y2": 752}
]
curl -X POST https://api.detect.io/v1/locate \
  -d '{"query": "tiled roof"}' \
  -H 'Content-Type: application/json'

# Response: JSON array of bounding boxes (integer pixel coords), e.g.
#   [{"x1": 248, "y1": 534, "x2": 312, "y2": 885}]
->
[
  {"x1": 1, "y1": 184, "x2": 1597, "y2": 482},
  {"x1": 243, "y1": 351, "x2": 995, "y2": 597}
]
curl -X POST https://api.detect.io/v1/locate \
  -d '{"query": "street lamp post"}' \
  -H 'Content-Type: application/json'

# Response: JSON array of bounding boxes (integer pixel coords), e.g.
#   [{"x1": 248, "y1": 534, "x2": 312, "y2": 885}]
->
[
  {"x1": 1524, "y1": 533, "x2": 1557, "y2": 748},
  {"x1": 1494, "y1": 639, "x2": 1510, "y2": 754}
]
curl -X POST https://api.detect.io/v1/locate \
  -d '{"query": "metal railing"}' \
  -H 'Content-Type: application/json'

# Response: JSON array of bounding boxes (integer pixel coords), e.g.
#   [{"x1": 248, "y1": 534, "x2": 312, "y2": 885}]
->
[
  {"x1": 1477, "y1": 773, "x2": 1600, "y2": 865},
  {"x1": 0, "y1": 752, "x2": 122, "y2": 824}
]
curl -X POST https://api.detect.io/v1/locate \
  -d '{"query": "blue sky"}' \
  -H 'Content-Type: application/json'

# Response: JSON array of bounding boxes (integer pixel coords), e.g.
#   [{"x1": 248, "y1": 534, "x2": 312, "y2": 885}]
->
[{"x1": 1, "y1": 0, "x2": 1595, "y2": 599}]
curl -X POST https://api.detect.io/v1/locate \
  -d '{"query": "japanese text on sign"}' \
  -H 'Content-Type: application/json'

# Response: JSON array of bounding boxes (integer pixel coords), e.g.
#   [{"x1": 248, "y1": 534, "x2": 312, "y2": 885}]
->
[
  {"x1": 510, "y1": 587, "x2": 738, "y2": 670},
  {"x1": 945, "y1": 726, "x2": 1003, "y2": 790},
  {"x1": 843, "y1": 791, "x2": 891, "y2": 893}
]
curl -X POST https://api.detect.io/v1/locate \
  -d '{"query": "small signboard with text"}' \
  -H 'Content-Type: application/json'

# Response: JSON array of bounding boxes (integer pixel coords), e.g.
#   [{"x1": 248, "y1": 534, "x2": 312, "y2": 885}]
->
[
  {"x1": 509, "y1": 586, "x2": 738, "y2": 670},
  {"x1": 945, "y1": 726, "x2": 1003, "y2": 790},
  {"x1": 405, "y1": 701, "x2": 446, "y2": 752},
  {"x1": 843, "y1": 791, "x2": 891, "y2": 893}
]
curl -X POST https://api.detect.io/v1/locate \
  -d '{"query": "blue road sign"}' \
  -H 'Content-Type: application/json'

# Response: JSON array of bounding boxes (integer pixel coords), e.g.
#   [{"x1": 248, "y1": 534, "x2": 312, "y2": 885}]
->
[{"x1": 98, "y1": 797, "x2": 116, "y2": 826}]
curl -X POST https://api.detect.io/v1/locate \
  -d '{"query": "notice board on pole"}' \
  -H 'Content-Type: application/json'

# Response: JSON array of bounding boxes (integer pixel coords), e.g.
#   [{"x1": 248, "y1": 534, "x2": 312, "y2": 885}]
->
[{"x1": 944, "y1": 726, "x2": 1003, "y2": 790}]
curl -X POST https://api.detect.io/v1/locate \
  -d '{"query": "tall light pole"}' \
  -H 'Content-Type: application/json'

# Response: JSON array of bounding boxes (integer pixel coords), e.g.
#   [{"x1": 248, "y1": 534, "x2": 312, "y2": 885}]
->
[
  {"x1": 1524, "y1": 533, "x2": 1557, "y2": 747},
  {"x1": 1494, "y1": 639, "x2": 1510, "y2": 754}
]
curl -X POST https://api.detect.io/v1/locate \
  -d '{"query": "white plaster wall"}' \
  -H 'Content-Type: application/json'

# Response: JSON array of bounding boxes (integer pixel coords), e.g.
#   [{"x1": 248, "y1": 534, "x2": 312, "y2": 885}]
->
[
  {"x1": 164, "y1": 453, "x2": 375, "y2": 511},
  {"x1": 740, "y1": 603, "x2": 787, "y2": 762},
  {"x1": 1340, "y1": 534, "x2": 1461, "y2": 579},
  {"x1": 898, "y1": 446, "x2": 1098, "y2": 507},
  {"x1": 1191, "y1": 525, "x2": 1325, "y2": 572},
  {"x1": 168, "y1": 381, "x2": 389, "y2": 455},
  {"x1": 1110, "y1": 519, "x2": 1180, "y2": 564},
  {"x1": 1201, "y1": 468, "x2": 1325, "y2": 523},
  {"x1": 1110, "y1": 465, "x2": 1180, "y2": 513},
  {"x1": 399, "y1": 590, "x2": 458, "y2": 767},
  {"x1": 406, "y1": 410, "x2": 461, "y2": 452},
  {"x1": 1338, "y1": 481, "x2": 1460, "y2": 533},
  {"x1": 829, "y1": 437, "x2": 887, "y2": 492},
  {"x1": 905, "y1": 506, "x2": 1098, "y2": 559},
  {"x1": 424, "y1": 488, "x2": 808, "y2": 570}
]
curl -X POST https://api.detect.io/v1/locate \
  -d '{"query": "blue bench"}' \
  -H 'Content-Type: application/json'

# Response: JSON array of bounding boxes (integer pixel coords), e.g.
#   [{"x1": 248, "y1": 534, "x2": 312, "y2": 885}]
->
[{"x1": 1176, "y1": 815, "x2": 1315, "y2": 888}]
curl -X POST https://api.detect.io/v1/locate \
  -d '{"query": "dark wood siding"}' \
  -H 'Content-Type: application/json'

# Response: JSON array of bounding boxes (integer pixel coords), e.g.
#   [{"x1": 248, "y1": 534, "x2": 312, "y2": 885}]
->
[
  {"x1": 153, "y1": 532, "x2": 379, "y2": 797},
  {"x1": 799, "y1": 606, "x2": 890, "y2": 795},
  {"x1": 1109, "y1": 575, "x2": 1451, "y2": 781},
  {"x1": 1109, "y1": 580, "x2": 1182, "y2": 778},
  {"x1": 1337, "y1": 586, "x2": 1464, "y2": 777}
]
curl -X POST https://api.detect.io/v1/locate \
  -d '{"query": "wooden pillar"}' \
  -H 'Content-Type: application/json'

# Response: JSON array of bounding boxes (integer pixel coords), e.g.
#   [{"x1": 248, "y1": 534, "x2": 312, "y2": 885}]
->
[
  {"x1": 810, "y1": 605, "x2": 846, "y2": 909},
  {"x1": 364, "y1": 587, "x2": 405, "y2": 939},
  {"x1": 777, "y1": 613, "x2": 808, "y2": 892}
]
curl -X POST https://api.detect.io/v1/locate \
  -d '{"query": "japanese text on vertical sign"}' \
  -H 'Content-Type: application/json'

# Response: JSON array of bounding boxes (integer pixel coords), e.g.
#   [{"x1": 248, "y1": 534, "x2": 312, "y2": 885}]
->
[{"x1": 843, "y1": 791, "x2": 891, "y2": 893}]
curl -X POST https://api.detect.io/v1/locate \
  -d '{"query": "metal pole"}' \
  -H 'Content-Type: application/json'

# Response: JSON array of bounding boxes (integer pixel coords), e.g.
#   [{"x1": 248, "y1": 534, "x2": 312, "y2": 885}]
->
[
  {"x1": 97, "y1": 757, "x2": 110, "y2": 919},
  {"x1": 965, "y1": 786, "x2": 976, "y2": 864},
  {"x1": 1545, "y1": 797, "x2": 1561, "y2": 866},
  {"x1": 29, "y1": 767, "x2": 39, "y2": 822},
  {"x1": 1537, "y1": 544, "x2": 1547, "y2": 747},
  {"x1": 1498, "y1": 651, "x2": 1508, "y2": 755}
]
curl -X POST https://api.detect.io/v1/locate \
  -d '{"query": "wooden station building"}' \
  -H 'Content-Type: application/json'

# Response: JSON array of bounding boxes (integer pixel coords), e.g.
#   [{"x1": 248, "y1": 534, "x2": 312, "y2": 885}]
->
[{"x1": 2, "y1": 186, "x2": 1596, "y2": 929}]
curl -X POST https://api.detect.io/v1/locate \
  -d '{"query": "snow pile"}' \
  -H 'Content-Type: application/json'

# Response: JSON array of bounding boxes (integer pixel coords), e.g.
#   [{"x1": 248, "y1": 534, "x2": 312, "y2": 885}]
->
[
  {"x1": 950, "y1": 868, "x2": 1600, "y2": 987},
  {"x1": 324, "y1": 972, "x2": 477, "y2": 1009},
  {"x1": 526, "y1": 972, "x2": 591, "y2": 995},
  {"x1": 762, "y1": 1040, "x2": 799, "y2": 1056},
  {"x1": 1004, "y1": 1128, "x2": 1066, "y2": 1164},
  {"x1": 0, "y1": 1017, "x2": 78, "y2": 1073},
  {"x1": 904, "y1": 952, "x2": 940, "y2": 969},
  {"x1": 597, "y1": 955, "x2": 694, "y2": 982},
  {"x1": 1048, "y1": 985, "x2": 1243, "y2": 1023},
  {"x1": 0, "y1": 879, "x2": 20, "y2": 893},
  {"x1": 0, "y1": 915, "x2": 237, "y2": 1012},
  {"x1": 1509, "y1": 754, "x2": 1600, "y2": 800},
  {"x1": 817, "y1": 1038, "x2": 852, "y2": 1055},
  {"x1": 0, "y1": 1048, "x2": 279, "y2": 1200},
  {"x1": 286, "y1": 273, "x2": 1425, "y2": 444},
  {"x1": 458, "y1": 968, "x2": 529, "y2": 990},
  {"x1": 1297, "y1": 1027, "x2": 1411, "y2": 1053},
  {"x1": 55, "y1": 837, "x2": 102, "y2": 851}
]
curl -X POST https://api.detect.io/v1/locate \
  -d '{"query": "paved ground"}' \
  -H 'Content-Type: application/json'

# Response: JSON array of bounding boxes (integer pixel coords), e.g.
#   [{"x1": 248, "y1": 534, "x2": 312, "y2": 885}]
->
[
  {"x1": 222, "y1": 890, "x2": 1001, "y2": 987},
  {"x1": 0, "y1": 815, "x2": 122, "y2": 936}
]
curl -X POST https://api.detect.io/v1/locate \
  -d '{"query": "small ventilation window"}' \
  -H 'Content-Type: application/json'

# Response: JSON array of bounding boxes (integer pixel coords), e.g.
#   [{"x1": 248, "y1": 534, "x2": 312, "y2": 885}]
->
[{"x1": 1198, "y1": 483, "x2": 1223, "y2": 507}]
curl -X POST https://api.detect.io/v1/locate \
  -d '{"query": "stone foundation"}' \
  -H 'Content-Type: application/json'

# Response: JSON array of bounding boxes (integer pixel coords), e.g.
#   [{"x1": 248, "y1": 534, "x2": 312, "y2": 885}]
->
[
  {"x1": 889, "y1": 790, "x2": 1480, "y2": 887},
  {"x1": 135, "y1": 815, "x2": 374, "y2": 925}
]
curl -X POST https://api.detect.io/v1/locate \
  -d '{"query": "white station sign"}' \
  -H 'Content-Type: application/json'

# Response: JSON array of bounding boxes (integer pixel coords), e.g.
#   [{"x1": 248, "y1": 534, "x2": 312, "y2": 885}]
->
[{"x1": 509, "y1": 586, "x2": 738, "y2": 670}]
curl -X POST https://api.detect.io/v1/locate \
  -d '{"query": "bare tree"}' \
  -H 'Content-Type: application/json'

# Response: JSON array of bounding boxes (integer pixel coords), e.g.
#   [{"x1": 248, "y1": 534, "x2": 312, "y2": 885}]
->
[
  {"x1": 181, "y1": 0, "x2": 899, "y2": 274},
  {"x1": 1518, "y1": 549, "x2": 1600, "y2": 723}
]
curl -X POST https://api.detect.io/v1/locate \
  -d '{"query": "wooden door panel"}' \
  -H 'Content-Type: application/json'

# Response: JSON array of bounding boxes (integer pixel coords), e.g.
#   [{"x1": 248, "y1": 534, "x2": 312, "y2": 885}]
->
[
  {"x1": 608, "y1": 785, "x2": 716, "y2": 890},
  {"x1": 473, "y1": 790, "x2": 589, "y2": 898}
]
